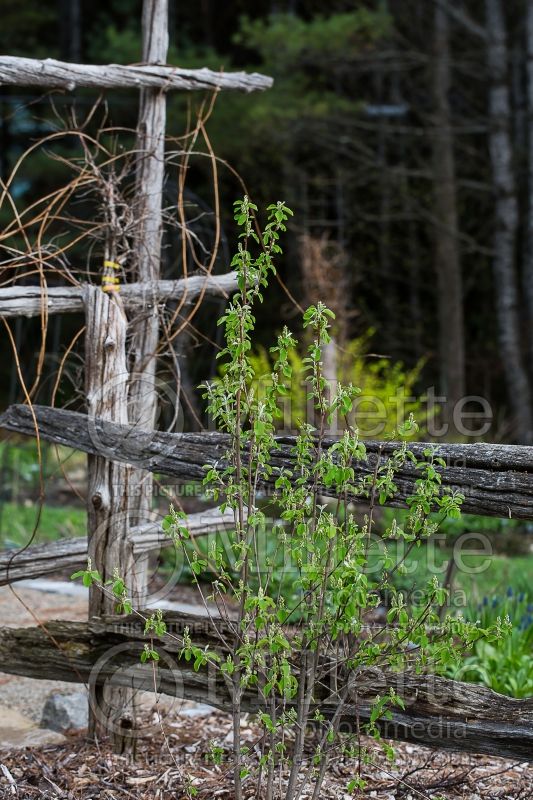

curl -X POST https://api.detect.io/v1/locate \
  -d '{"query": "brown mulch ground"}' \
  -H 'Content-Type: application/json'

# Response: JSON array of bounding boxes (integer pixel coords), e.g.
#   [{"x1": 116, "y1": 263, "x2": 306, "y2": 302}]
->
[
  {"x1": 0, "y1": 708, "x2": 531, "y2": 800},
  {"x1": 0, "y1": 580, "x2": 530, "y2": 799}
]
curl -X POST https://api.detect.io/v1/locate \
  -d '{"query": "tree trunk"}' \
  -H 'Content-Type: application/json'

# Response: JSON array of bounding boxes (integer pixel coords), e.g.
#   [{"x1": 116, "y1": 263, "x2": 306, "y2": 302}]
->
[
  {"x1": 376, "y1": 93, "x2": 396, "y2": 356},
  {"x1": 524, "y1": 3, "x2": 533, "y2": 375},
  {"x1": 485, "y1": 0, "x2": 533, "y2": 443},
  {"x1": 432, "y1": 1, "x2": 466, "y2": 435},
  {"x1": 60, "y1": 0, "x2": 81, "y2": 62},
  {"x1": 321, "y1": 337, "x2": 338, "y2": 433}
]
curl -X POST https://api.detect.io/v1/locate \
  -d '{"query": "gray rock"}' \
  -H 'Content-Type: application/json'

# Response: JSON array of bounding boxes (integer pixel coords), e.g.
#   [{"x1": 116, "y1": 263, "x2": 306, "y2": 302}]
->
[
  {"x1": 179, "y1": 703, "x2": 214, "y2": 718},
  {"x1": 40, "y1": 691, "x2": 88, "y2": 732}
]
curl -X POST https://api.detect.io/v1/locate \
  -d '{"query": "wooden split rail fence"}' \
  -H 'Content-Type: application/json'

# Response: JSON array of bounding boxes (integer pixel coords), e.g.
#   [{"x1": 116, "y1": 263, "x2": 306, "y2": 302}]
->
[
  {"x1": 0, "y1": 402, "x2": 532, "y2": 759},
  {"x1": 0, "y1": 0, "x2": 532, "y2": 762}
]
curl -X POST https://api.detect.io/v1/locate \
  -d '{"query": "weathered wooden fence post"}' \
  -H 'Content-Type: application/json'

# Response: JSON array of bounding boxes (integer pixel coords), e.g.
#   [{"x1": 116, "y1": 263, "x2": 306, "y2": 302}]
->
[
  {"x1": 84, "y1": 1, "x2": 169, "y2": 748},
  {"x1": 131, "y1": 0, "x2": 168, "y2": 433},
  {"x1": 128, "y1": 0, "x2": 169, "y2": 610},
  {"x1": 85, "y1": 285, "x2": 138, "y2": 749},
  {"x1": 85, "y1": 285, "x2": 130, "y2": 618}
]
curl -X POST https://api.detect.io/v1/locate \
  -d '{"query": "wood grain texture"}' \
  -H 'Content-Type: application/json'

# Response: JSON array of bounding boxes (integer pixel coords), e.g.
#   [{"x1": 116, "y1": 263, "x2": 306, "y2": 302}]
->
[
  {"x1": 125, "y1": 0, "x2": 169, "y2": 640},
  {"x1": 84, "y1": 285, "x2": 133, "y2": 617},
  {"x1": 0, "y1": 507, "x2": 239, "y2": 586},
  {"x1": 0, "y1": 537, "x2": 87, "y2": 586},
  {"x1": 1, "y1": 404, "x2": 531, "y2": 519},
  {"x1": 0, "y1": 616, "x2": 530, "y2": 759},
  {"x1": 0, "y1": 57, "x2": 272, "y2": 93},
  {"x1": 0, "y1": 273, "x2": 239, "y2": 318}
]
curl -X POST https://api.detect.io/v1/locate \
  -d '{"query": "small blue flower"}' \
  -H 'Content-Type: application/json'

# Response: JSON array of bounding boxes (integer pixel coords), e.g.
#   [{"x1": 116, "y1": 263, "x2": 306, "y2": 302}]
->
[
  {"x1": 506, "y1": 586, "x2": 513, "y2": 598},
  {"x1": 492, "y1": 597, "x2": 499, "y2": 608},
  {"x1": 519, "y1": 613, "x2": 532, "y2": 630},
  {"x1": 482, "y1": 597, "x2": 488, "y2": 606},
  {"x1": 518, "y1": 593, "x2": 525, "y2": 603}
]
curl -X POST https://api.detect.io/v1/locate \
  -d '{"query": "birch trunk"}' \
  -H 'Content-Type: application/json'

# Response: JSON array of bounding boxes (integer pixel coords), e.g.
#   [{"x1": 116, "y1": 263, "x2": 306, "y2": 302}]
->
[
  {"x1": 432, "y1": 2, "x2": 465, "y2": 434},
  {"x1": 486, "y1": 0, "x2": 533, "y2": 443}
]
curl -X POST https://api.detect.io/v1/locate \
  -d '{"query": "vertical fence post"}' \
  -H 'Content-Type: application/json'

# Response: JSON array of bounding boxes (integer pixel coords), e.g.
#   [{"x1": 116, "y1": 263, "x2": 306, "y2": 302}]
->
[
  {"x1": 85, "y1": 285, "x2": 138, "y2": 752},
  {"x1": 85, "y1": 2, "x2": 169, "y2": 752},
  {"x1": 128, "y1": 0, "x2": 169, "y2": 605}
]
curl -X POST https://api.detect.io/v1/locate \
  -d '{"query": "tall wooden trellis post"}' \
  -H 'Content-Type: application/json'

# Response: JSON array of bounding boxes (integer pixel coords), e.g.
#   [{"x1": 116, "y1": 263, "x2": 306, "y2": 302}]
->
[
  {"x1": 0, "y1": 0, "x2": 271, "y2": 750},
  {"x1": 87, "y1": 1, "x2": 168, "y2": 746}
]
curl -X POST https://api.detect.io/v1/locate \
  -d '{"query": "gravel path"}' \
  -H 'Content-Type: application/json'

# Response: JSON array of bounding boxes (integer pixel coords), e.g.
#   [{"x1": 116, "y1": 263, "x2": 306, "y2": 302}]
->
[
  {"x1": 0, "y1": 582, "x2": 88, "y2": 724},
  {"x1": 0, "y1": 580, "x2": 213, "y2": 726}
]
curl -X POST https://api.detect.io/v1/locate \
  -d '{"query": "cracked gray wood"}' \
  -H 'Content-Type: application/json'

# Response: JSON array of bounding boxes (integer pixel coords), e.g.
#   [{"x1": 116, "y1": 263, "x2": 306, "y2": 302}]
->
[
  {"x1": 84, "y1": 283, "x2": 135, "y2": 744},
  {"x1": 0, "y1": 273, "x2": 239, "y2": 318},
  {"x1": 126, "y1": 0, "x2": 169, "y2": 624},
  {"x1": 1, "y1": 404, "x2": 531, "y2": 519},
  {"x1": 0, "y1": 616, "x2": 530, "y2": 760},
  {"x1": 0, "y1": 507, "x2": 238, "y2": 586},
  {"x1": 0, "y1": 57, "x2": 272, "y2": 93}
]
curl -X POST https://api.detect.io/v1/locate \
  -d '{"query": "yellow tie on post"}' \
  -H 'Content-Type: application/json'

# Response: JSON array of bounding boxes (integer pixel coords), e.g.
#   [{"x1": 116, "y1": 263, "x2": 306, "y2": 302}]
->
[{"x1": 102, "y1": 260, "x2": 121, "y2": 293}]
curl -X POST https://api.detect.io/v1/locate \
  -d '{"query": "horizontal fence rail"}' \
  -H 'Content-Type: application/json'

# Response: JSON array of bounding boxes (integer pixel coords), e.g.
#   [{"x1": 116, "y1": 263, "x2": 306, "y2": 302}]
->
[
  {"x1": 0, "y1": 613, "x2": 530, "y2": 759},
  {"x1": 0, "y1": 273, "x2": 239, "y2": 318},
  {"x1": 0, "y1": 57, "x2": 273, "y2": 93},
  {"x1": 0, "y1": 508, "x2": 237, "y2": 586},
  {"x1": 1, "y1": 404, "x2": 532, "y2": 519}
]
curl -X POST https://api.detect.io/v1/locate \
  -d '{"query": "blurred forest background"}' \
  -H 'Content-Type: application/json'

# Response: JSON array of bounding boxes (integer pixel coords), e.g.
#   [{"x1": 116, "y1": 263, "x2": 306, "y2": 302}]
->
[
  {"x1": 1, "y1": 0, "x2": 533, "y2": 444},
  {"x1": 0, "y1": 2, "x2": 532, "y2": 705}
]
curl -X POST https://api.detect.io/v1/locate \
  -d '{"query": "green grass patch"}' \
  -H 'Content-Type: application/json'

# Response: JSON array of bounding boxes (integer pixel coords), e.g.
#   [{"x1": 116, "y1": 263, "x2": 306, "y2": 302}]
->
[{"x1": 0, "y1": 501, "x2": 86, "y2": 548}]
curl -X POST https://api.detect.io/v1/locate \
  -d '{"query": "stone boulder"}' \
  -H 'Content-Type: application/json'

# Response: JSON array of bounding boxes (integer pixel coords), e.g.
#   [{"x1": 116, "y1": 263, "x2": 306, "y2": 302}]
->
[{"x1": 40, "y1": 691, "x2": 88, "y2": 733}]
